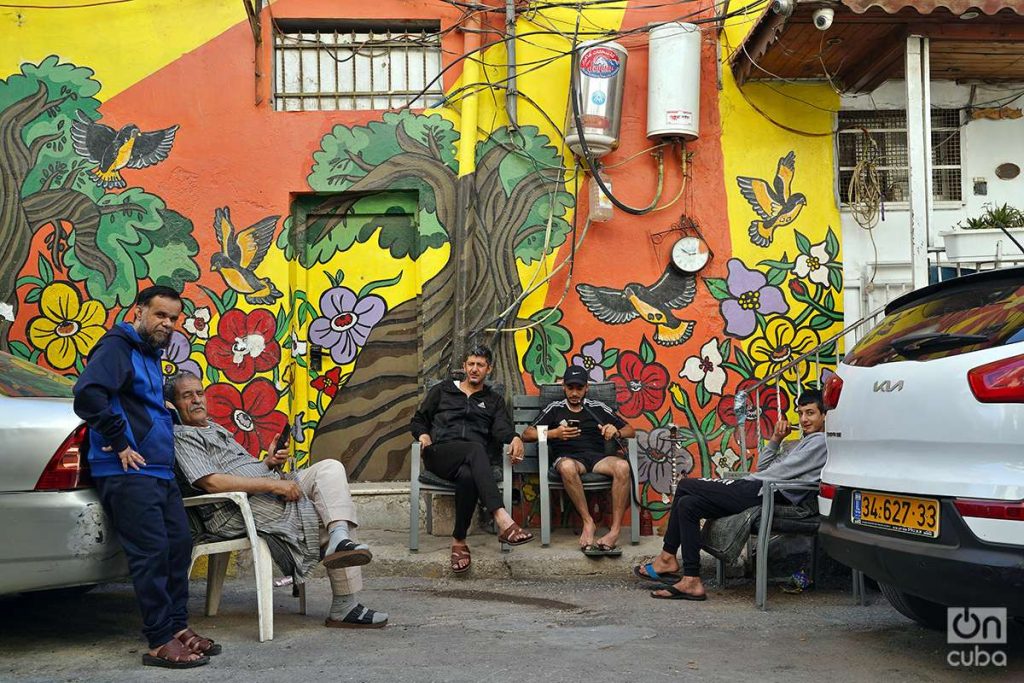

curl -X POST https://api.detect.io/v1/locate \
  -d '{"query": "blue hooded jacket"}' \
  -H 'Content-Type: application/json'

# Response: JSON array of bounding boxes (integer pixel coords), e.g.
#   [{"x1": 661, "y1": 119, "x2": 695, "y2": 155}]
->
[{"x1": 73, "y1": 322, "x2": 175, "y2": 479}]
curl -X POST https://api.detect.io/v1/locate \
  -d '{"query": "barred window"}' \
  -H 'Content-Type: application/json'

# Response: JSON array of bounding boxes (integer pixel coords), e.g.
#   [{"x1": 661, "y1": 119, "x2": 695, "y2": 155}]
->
[
  {"x1": 273, "y1": 21, "x2": 443, "y2": 112},
  {"x1": 837, "y1": 109, "x2": 962, "y2": 204}
]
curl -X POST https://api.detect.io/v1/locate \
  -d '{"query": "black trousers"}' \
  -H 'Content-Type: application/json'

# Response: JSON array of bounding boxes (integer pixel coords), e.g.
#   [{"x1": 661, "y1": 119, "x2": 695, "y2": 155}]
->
[
  {"x1": 95, "y1": 475, "x2": 192, "y2": 648},
  {"x1": 662, "y1": 477, "x2": 766, "y2": 577},
  {"x1": 424, "y1": 441, "x2": 504, "y2": 540}
]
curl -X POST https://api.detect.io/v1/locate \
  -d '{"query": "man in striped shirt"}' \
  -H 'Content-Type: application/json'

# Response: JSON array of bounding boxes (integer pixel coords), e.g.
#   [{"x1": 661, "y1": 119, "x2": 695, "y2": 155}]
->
[{"x1": 167, "y1": 371, "x2": 388, "y2": 629}]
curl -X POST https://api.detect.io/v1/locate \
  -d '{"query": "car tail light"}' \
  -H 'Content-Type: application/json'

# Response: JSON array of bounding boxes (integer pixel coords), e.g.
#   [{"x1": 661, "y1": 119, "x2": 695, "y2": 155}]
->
[
  {"x1": 35, "y1": 424, "x2": 92, "y2": 491},
  {"x1": 955, "y1": 498, "x2": 1024, "y2": 521},
  {"x1": 819, "y1": 482, "x2": 836, "y2": 500},
  {"x1": 967, "y1": 354, "x2": 1024, "y2": 403},
  {"x1": 822, "y1": 373, "x2": 843, "y2": 410}
]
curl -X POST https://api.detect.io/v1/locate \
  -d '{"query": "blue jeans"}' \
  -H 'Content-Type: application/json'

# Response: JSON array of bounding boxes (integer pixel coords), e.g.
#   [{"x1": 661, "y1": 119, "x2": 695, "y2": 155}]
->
[{"x1": 94, "y1": 475, "x2": 192, "y2": 648}]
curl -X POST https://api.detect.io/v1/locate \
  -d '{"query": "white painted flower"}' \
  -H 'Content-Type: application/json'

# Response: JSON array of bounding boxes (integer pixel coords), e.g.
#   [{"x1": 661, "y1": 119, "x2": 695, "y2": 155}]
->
[
  {"x1": 183, "y1": 307, "x2": 211, "y2": 339},
  {"x1": 794, "y1": 243, "x2": 832, "y2": 286},
  {"x1": 290, "y1": 330, "x2": 308, "y2": 356},
  {"x1": 0, "y1": 302, "x2": 13, "y2": 322},
  {"x1": 231, "y1": 333, "x2": 267, "y2": 365},
  {"x1": 679, "y1": 338, "x2": 727, "y2": 395},
  {"x1": 711, "y1": 447, "x2": 741, "y2": 474}
]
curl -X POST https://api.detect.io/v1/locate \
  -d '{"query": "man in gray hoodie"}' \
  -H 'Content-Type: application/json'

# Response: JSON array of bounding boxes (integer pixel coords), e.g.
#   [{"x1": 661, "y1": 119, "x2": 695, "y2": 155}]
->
[{"x1": 637, "y1": 390, "x2": 828, "y2": 600}]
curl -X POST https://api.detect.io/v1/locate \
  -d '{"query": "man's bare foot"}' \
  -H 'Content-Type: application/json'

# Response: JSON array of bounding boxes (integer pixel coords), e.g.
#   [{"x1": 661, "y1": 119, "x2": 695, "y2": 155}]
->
[
  {"x1": 651, "y1": 575, "x2": 706, "y2": 600},
  {"x1": 450, "y1": 541, "x2": 471, "y2": 573},
  {"x1": 579, "y1": 518, "x2": 597, "y2": 548},
  {"x1": 596, "y1": 529, "x2": 620, "y2": 549},
  {"x1": 648, "y1": 551, "x2": 680, "y2": 575}
]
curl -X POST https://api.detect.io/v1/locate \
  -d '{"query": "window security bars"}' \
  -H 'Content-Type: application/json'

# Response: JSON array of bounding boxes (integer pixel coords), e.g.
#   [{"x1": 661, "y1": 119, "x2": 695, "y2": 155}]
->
[{"x1": 274, "y1": 26, "x2": 443, "y2": 112}]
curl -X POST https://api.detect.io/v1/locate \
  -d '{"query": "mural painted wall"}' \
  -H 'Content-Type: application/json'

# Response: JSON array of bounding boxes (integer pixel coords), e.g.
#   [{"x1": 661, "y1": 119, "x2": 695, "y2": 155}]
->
[{"x1": 1, "y1": 1, "x2": 842, "y2": 527}]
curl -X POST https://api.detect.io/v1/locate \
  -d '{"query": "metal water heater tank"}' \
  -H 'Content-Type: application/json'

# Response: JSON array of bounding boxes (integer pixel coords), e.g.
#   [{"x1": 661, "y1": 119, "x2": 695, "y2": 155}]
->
[
  {"x1": 647, "y1": 22, "x2": 701, "y2": 140},
  {"x1": 565, "y1": 40, "x2": 628, "y2": 158}
]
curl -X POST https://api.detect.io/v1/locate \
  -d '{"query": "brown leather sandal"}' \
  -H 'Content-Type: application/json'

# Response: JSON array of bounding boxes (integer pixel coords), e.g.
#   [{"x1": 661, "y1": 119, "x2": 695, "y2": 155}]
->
[
  {"x1": 176, "y1": 627, "x2": 222, "y2": 656},
  {"x1": 450, "y1": 545, "x2": 471, "y2": 574},
  {"x1": 141, "y1": 638, "x2": 210, "y2": 669},
  {"x1": 497, "y1": 522, "x2": 534, "y2": 546}
]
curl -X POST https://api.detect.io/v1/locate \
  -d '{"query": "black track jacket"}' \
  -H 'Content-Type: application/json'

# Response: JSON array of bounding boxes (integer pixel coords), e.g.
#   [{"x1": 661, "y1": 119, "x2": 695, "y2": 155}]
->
[{"x1": 410, "y1": 380, "x2": 517, "y2": 448}]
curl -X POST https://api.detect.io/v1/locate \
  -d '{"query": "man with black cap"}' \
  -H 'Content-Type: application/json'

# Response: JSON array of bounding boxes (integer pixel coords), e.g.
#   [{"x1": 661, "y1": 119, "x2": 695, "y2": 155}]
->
[{"x1": 522, "y1": 366, "x2": 635, "y2": 556}]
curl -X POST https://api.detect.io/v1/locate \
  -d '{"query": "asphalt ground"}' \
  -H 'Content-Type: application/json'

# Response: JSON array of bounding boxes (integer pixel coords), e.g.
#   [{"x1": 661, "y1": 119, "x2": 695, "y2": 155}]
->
[{"x1": 1, "y1": 575, "x2": 1020, "y2": 682}]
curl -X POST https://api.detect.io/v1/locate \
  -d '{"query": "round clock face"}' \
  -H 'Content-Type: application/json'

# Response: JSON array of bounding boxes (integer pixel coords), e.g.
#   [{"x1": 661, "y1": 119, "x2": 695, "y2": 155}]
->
[{"x1": 671, "y1": 236, "x2": 710, "y2": 273}]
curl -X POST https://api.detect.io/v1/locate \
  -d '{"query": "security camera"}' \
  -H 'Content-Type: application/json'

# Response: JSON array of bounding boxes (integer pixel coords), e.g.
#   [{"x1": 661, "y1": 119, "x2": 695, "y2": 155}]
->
[
  {"x1": 771, "y1": 0, "x2": 794, "y2": 16},
  {"x1": 813, "y1": 7, "x2": 835, "y2": 30}
]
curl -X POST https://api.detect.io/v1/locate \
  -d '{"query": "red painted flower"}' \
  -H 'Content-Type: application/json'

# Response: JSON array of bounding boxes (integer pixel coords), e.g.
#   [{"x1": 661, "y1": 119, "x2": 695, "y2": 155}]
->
[
  {"x1": 717, "y1": 378, "x2": 790, "y2": 448},
  {"x1": 310, "y1": 366, "x2": 344, "y2": 398},
  {"x1": 206, "y1": 309, "x2": 281, "y2": 383},
  {"x1": 205, "y1": 379, "x2": 288, "y2": 456},
  {"x1": 609, "y1": 351, "x2": 670, "y2": 418}
]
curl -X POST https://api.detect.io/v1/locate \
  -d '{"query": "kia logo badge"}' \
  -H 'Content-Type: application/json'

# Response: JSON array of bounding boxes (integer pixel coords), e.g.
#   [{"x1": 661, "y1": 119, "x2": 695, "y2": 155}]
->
[{"x1": 873, "y1": 380, "x2": 904, "y2": 392}]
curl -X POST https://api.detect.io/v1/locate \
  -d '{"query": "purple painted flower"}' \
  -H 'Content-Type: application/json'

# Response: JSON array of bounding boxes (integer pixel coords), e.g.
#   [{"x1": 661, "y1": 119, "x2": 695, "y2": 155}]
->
[
  {"x1": 161, "y1": 331, "x2": 202, "y2": 379},
  {"x1": 571, "y1": 338, "x2": 606, "y2": 383},
  {"x1": 721, "y1": 258, "x2": 789, "y2": 338},
  {"x1": 636, "y1": 427, "x2": 693, "y2": 495},
  {"x1": 308, "y1": 287, "x2": 386, "y2": 365}
]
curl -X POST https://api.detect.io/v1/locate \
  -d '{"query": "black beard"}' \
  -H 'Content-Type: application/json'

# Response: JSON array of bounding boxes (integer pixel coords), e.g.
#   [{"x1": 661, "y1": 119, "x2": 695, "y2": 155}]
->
[{"x1": 138, "y1": 328, "x2": 170, "y2": 352}]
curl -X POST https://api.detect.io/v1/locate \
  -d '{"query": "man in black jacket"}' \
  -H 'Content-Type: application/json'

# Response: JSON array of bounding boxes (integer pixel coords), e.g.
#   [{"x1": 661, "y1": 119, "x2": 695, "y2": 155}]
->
[{"x1": 410, "y1": 345, "x2": 533, "y2": 573}]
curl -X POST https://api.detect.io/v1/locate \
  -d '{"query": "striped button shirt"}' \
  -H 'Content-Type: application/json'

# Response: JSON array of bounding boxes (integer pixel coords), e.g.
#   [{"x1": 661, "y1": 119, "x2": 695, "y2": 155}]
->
[{"x1": 174, "y1": 422, "x2": 320, "y2": 579}]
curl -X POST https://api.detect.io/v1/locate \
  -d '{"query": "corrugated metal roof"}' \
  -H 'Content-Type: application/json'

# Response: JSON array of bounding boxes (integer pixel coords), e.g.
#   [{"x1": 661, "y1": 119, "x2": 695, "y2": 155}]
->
[{"x1": 843, "y1": 0, "x2": 1024, "y2": 15}]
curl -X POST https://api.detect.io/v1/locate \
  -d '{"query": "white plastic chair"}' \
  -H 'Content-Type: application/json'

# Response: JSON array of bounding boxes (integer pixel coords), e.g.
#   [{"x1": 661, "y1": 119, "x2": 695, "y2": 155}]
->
[{"x1": 184, "y1": 492, "x2": 306, "y2": 642}]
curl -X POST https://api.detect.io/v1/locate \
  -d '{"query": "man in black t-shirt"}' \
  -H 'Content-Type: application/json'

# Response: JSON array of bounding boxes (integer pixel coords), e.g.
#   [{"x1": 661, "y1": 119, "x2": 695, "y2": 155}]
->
[{"x1": 522, "y1": 366, "x2": 635, "y2": 555}]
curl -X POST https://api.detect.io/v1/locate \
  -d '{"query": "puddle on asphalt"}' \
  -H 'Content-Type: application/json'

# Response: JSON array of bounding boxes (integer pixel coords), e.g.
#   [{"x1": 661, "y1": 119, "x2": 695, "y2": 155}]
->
[{"x1": 421, "y1": 588, "x2": 580, "y2": 611}]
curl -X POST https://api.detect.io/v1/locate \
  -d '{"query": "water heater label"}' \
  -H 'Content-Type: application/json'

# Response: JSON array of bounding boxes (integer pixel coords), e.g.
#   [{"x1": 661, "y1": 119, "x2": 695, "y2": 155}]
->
[
  {"x1": 591, "y1": 91, "x2": 607, "y2": 105},
  {"x1": 666, "y1": 110, "x2": 694, "y2": 126},
  {"x1": 580, "y1": 47, "x2": 621, "y2": 78}
]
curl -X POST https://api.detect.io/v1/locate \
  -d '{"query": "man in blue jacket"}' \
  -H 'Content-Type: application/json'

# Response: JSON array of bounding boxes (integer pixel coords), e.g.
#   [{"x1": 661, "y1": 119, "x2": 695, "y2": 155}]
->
[{"x1": 74, "y1": 285, "x2": 215, "y2": 669}]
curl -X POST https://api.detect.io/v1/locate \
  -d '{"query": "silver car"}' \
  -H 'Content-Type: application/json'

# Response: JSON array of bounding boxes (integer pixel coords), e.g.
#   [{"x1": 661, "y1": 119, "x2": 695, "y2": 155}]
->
[{"x1": 0, "y1": 351, "x2": 127, "y2": 595}]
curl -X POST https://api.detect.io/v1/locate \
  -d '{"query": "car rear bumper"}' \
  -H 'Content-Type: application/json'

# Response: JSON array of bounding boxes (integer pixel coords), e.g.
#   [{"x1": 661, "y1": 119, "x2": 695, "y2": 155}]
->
[
  {"x1": 820, "y1": 488, "x2": 1024, "y2": 616},
  {"x1": 0, "y1": 490, "x2": 128, "y2": 595}
]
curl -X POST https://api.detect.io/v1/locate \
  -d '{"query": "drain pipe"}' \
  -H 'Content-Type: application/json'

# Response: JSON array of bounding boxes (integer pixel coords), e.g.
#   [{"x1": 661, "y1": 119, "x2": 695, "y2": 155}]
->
[
  {"x1": 456, "y1": 13, "x2": 482, "y2": 175},
  {"x1": 505, "y1": 0, "x2": 518, "y2": 127}
]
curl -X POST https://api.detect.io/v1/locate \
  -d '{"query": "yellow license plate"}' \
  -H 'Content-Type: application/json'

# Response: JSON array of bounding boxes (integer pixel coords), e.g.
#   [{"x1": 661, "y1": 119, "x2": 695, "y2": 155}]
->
[{"x1": 852, "y1": 490, "x2": 940, "y2": 538}]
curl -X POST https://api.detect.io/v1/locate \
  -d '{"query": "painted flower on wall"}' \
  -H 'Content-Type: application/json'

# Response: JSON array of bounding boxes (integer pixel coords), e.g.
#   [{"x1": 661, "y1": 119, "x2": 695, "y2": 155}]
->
[
  {"x1": 308, "y1": 286, "x2": 386, "y2": 365},
  {"x1": 206, "y1": 309, "x2": 281, "y2": 383},
  {"x1": 793, "y1": 242, "x2": 833, "y2": 286},
  {"x1": 571, "y1": 338, "x2": 606, "y2": 383},
  {"x1": 717, "y1": 378, "x2": 790, "y2": 448},
  {"x1": 27, "y1": 282, "x2": 106, "y2": 370},
  {"x1": 310, "y1": 366, "x2": 345, "y2": 398},
  {"x1": 637, "y1": 427, "x2": 692, "y2": 495},
  {"x1": 205, "y1": 378, "x2": 287, "y2": 456},
  {"x1": 183, "y1": 307, "x2": 212, "y2": 339},
  {"x1": 748, "y1": 318, "x2": 819, "y2": 382},
  {"x1": 679, "y1": 338, "x2": 727, "y2": 395},
  {"x1": 609, "y1": 351, "x2": 669, "y2": 418},
  {"x1": 161, "y1": 331, "x2": 202, "y2": 378},
  {"x1": 711, "y1": 447, "x2": 741, "y2": 475},
  {"x1": 717, "y1": 259, "x2": 788, "y2": 338}
]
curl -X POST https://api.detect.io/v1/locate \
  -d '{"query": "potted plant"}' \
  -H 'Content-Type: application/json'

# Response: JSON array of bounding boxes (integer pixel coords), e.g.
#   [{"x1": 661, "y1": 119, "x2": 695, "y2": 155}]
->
[{"x1": 940, "y1": 203, "x2": 1024, "y2": 262}]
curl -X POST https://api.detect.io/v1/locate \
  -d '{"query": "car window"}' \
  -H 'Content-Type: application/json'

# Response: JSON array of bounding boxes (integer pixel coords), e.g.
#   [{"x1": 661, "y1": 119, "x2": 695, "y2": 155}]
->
[
  {"x1": 0, "y1": 353, "x2": 75, "y2": 398},
  {"x1": 846, "y1": 280, "x2": 1024, "y2": 367}
]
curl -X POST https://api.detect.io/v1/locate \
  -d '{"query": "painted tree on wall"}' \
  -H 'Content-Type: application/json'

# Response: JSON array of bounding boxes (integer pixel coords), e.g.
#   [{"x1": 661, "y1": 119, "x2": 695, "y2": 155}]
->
[
  {"x1": 283, "y1": 111, "x2": 574, "y2": 478},
  {"x1": 0, "y1": 56, "x2": 199, "y2": 351}
]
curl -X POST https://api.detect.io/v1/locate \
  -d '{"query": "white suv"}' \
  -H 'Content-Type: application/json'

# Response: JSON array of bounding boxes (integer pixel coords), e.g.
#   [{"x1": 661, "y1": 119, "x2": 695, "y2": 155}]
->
[{"x1": 819, "y1": 268, "x2": 1024, "y2": 629}]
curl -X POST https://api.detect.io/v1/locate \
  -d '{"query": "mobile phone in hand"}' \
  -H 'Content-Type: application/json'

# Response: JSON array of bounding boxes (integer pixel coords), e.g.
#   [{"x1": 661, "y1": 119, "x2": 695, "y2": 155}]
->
[
  {"x1": 277, "y1": 423, "x2": 292, "y2": 450},
  {"x1": 566, "y1": 419, "x2": 580, "y2": 429}
]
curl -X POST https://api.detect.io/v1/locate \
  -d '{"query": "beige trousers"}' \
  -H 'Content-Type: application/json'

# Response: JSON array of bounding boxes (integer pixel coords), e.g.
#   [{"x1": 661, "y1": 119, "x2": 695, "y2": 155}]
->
[{"x1": 296, "y1": 460, "x2": 362, "y2": 595}]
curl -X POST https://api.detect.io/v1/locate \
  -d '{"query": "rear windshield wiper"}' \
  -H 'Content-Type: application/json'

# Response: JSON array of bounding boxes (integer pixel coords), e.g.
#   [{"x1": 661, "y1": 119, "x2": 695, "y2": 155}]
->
[{"x1": 889, "y1": 331, "x2": 989, "y2": 358}]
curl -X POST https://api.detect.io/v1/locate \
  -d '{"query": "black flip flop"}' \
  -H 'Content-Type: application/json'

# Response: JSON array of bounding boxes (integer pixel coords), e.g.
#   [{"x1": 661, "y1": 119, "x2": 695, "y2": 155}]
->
[
  {"x1": 632, "y1": 562, "x2": 682, "y2": 584},
  {"x1": 582, "y1": 544, "x2": 604, "y2": 557},
  {"x1": 650, "y1": 585, "x2": 707, "y2": 601},
  {"x1": 597, "y1": 543, "x2": 622, "y2": 558}
]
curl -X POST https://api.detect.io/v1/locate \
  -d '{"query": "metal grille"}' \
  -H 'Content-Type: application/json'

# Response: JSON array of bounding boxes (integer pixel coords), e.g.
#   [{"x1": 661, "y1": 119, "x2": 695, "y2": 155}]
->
[
  {"x1": 837, "y1": 108, "x2": 962, "y2": 203},
  {"x1": 274, "y1": 24, "x2": 443, "y2": 111}
]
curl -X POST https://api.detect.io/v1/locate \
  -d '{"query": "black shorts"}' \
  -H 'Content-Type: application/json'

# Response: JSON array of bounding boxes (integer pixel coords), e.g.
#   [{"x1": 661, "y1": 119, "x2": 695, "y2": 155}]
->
[{"x1": 549, "y1": 452, "x2": 605, "y2": 479}]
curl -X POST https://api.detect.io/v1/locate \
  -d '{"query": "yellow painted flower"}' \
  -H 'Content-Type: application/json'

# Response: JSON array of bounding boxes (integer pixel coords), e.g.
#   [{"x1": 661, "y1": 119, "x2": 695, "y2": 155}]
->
[
  {"x1": 748, "y1": 318, "x2": 819, "y2": 383},
  {"x1": 27, "y1": 282, "x2": 106, "y2": 370}
]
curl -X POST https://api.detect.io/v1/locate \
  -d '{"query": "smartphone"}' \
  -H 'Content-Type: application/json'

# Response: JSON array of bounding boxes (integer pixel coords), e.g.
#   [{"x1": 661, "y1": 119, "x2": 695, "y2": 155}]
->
[
  {"x1": 276, "y1": 423, "x2": 292, "y2": 450},
  {"x1": 566, "y1": 419, "x2": 580, "y2": 429}
]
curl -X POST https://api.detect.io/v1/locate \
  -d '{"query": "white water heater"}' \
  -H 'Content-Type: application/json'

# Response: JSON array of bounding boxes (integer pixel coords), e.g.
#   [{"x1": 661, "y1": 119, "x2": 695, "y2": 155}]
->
[
  {"x1": 647, "y1": 22, "x2": 701, "y2": 140},
  {"x1": 565, "y1": 40, "x2": 628, "y2": 158}
]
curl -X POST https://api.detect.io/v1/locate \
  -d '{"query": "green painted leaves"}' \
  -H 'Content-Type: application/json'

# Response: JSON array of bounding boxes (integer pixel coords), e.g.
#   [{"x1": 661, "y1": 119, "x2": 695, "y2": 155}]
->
[{"x1": 522, "y1": 308, "x2": 572, "y2": 386}]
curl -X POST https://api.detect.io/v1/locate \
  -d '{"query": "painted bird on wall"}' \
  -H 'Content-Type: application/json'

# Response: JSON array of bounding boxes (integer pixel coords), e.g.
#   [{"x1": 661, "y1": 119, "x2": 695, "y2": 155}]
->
[
  {"x1": 736, "y1": 151, "x2": 806, "y2": 248},
  {"x1": 71, "y1": 111, "x2": 178, "y2": 189},
  {"x1": 210, "y1": 207, "x2": 283, "y2": 305},
  {"x1": 576, "y1": 266, "x2": 697, "y2": 346}
]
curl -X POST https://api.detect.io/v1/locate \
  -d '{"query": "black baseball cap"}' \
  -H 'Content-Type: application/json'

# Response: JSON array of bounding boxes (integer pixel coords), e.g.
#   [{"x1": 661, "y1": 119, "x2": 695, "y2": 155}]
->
[{"x1": 563, "y1": 366, "x2": 589, "y2": 386}]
